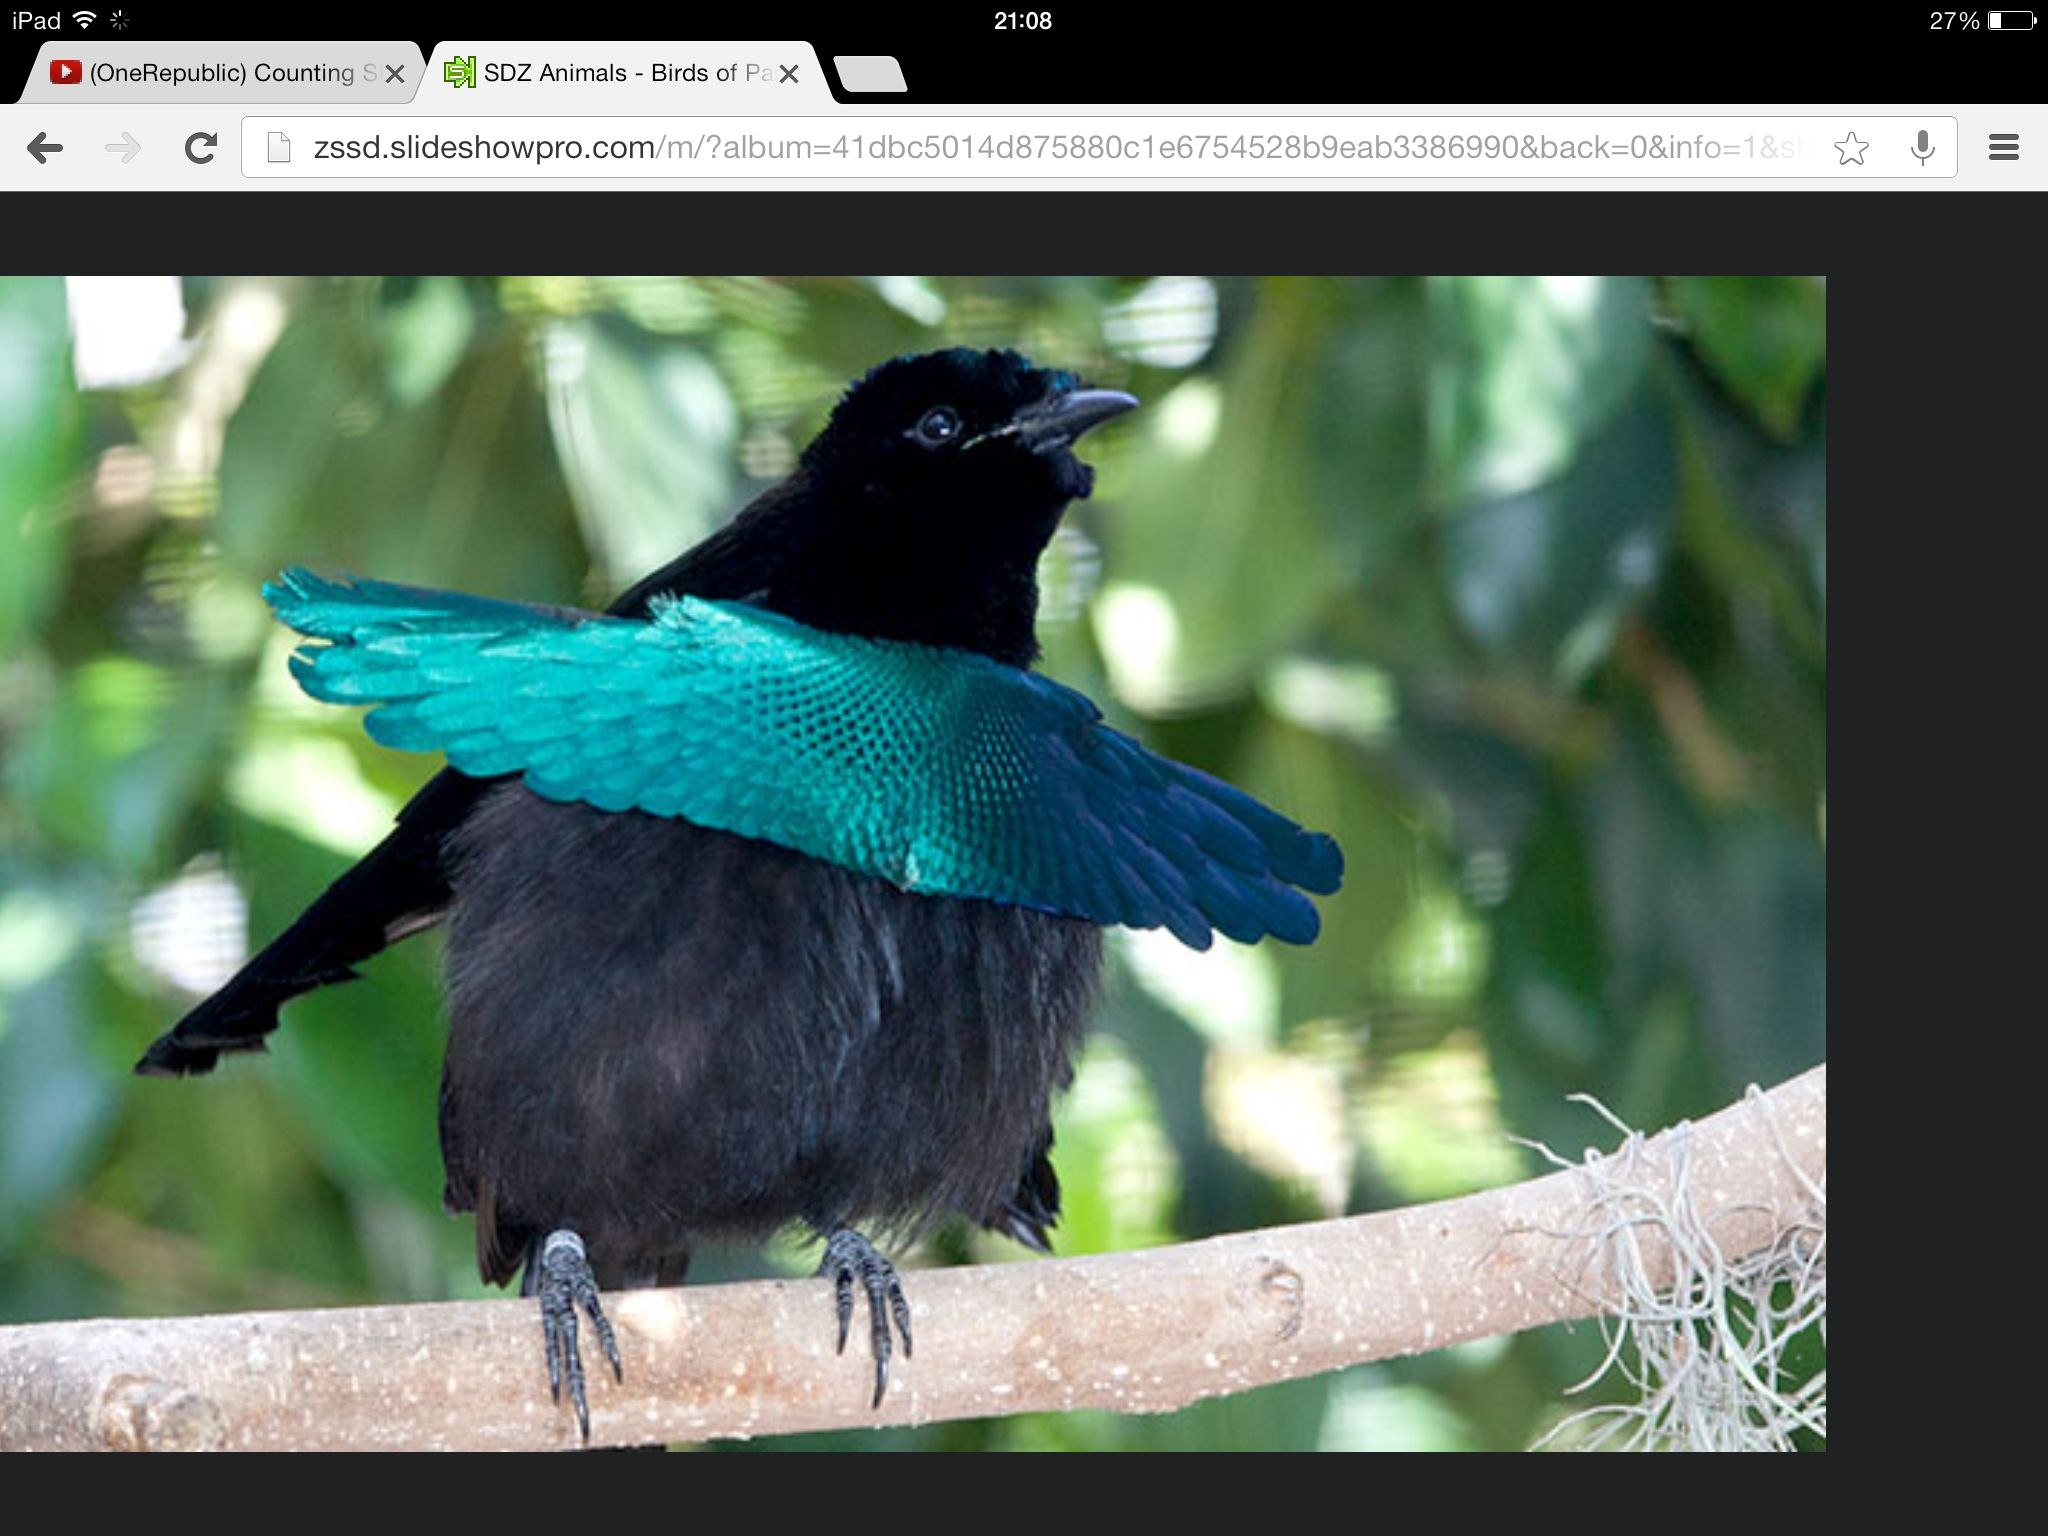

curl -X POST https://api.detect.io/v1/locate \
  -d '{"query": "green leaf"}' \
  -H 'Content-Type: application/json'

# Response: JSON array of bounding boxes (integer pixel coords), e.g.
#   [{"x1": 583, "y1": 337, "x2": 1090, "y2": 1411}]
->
[
  {"x1": 217, "y1": 285, "x2": 584, "y2": 601},
  {"x1": 1092, "y1": 278, "x2": 1415, "y2": 709},
  {"x1": 1443, "y1": 394, "x2": 1677, "y2": 678},
  {"x1": 0, "y1": 276, "x2": 82, "y2": 658},
  {"x1": 0, "y1": 884, "x2": 119, "y2": 1260},
  {"x1": 380, "y1": 276, "x2": 478, "y2": 405},
  {"x1": 1245, "y1": 719, "x2": 1420, "y2": 1027},
  {"x1": 541, "y1": 317, "x2": 739, "y2": 587},
  {"x1": 1428, "y1": 276, "x2": 1652, "y2": 505},
  {"x1": 1666, "y1": 276, "x2": 1825, "y2": 441},
  {"x1": 1487, "y1": 735, "x2": 1824, "y2": 1156},
  {"x1": 4, "y1": 656, "x2": 244, "y2": 874},
  {"x1": 1664, "y1": 336, "x2": 1827, "y2": 659},
  {"x1": 1652, "y1": 807, "x2": 1827, "y2": 1090}
]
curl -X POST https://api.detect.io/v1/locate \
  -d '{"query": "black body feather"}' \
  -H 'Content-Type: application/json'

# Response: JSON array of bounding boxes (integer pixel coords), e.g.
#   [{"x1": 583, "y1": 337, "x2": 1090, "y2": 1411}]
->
[{"x1": 442, "y1": 790, "x2": 1099, "y2": 1286}]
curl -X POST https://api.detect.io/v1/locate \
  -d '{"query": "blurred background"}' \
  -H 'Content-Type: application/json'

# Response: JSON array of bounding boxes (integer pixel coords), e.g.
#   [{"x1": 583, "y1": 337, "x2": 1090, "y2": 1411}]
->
[{"x1": 0, "y1": 274, "x2": 1824, "y2": 1450}]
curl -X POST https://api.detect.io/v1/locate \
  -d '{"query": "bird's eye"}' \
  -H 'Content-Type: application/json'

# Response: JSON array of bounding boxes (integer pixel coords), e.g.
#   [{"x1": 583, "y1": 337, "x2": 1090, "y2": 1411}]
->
[{"x1": 913, "y1": 406, "x2": 963, "y2": 447}]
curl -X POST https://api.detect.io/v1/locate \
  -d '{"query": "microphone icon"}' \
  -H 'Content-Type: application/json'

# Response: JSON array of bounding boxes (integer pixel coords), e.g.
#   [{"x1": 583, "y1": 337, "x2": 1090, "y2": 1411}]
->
[{"x1": 1913, "y1": 130, "x2": 1936, "y2": 164}]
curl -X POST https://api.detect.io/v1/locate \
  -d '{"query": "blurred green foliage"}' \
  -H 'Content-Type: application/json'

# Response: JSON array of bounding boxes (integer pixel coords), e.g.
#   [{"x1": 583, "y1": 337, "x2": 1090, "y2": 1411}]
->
[{"x1": 0, "y1": 274, "x2": 1825, "y2": 1450}]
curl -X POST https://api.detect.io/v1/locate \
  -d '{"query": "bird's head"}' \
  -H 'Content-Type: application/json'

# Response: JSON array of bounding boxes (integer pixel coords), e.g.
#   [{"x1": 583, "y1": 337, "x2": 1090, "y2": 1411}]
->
[
  {"x1": 804, "y1": 347, "x2": 1135, "y2": 543},
  {"x1": 772, "y1": 347, "x2": 1137, "y2": 663}
]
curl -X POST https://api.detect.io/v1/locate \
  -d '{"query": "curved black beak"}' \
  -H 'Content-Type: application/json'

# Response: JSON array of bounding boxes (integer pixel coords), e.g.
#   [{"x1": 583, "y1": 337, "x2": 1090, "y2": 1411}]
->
[{"x1": 1009, "y1": 388, "x2": 1140, "y2": 454}]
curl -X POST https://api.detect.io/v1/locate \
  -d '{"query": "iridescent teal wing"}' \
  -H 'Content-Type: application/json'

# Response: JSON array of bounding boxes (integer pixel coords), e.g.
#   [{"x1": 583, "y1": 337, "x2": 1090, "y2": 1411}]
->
[{"x1": 268, "y1": 568, "x2": 1342, "y2": 949}]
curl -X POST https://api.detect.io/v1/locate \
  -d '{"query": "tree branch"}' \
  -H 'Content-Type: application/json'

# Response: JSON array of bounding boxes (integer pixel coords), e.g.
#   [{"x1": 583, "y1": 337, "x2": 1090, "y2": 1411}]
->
[{"x1": 0, "y1": 1065, "x2": 1824, "y2": 1452}]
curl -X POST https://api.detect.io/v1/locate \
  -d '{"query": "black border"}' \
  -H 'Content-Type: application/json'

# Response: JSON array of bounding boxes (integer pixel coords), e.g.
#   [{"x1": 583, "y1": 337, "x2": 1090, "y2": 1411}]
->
[{"x1": 3, "y1": 187, "x2": 2029, "y2": 268}]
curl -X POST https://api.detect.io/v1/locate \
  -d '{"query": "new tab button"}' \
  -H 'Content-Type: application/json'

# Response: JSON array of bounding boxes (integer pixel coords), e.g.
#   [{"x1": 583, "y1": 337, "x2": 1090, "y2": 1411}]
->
[{"x1": 834, "y1": 56, "x2": 907, "y2": 92}]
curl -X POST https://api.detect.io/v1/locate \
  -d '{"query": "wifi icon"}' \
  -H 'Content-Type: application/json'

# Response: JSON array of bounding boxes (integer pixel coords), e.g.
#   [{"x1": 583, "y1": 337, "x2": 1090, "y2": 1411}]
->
[{"x1": 73, "y1": 9, "x2": 99, "y2": 24}]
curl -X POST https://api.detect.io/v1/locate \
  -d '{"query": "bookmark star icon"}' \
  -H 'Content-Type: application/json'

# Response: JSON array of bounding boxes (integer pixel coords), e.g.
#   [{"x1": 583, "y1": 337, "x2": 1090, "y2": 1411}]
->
[{"x1": 1835, "y1": 132, "x2": 1868, "y2": 166}]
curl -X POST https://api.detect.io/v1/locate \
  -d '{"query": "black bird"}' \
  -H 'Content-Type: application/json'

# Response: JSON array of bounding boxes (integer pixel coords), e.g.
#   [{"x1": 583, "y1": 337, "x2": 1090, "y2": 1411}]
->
[{"x1": 139, "y1": 348, "x2": 1341, "y2": 1440}]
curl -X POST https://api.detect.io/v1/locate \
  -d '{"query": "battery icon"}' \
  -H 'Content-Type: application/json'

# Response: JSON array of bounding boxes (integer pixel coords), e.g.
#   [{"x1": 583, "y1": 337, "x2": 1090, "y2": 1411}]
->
[{"x1": 1989, "y1": 10, "x2": 2037, "y2": 27}]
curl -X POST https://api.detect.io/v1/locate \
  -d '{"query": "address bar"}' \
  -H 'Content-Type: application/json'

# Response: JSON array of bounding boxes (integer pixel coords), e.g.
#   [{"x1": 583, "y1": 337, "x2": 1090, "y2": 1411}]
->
[{"x1": 241, "y1": 115, "x2": 1960, "y2": 179}]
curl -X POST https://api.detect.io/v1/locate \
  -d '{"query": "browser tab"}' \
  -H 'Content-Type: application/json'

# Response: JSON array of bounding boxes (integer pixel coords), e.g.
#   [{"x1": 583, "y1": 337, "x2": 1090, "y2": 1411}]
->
[
  {"x1": 21, "y1": 39, "x2": 421, "y2": 103},
  {"x1": 419, "y1": 41, "x2": 833, "y2": 110}
]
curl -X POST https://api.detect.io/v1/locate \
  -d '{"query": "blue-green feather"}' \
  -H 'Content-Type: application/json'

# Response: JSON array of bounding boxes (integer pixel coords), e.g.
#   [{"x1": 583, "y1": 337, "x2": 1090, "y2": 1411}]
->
[{"x1": 266, "y1": 568, "x2": 1343, "y2": 949}]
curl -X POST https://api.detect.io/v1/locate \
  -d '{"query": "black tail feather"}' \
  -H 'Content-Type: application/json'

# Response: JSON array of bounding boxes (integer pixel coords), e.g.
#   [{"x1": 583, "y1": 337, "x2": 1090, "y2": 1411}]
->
[
  {"x1": 985, "y1": 1135, "x2": 1062, "y2": 1253},
  {"x1": 134, "y1": 770, "x2": 484, "y2": 1077},
  {"x1": 134, "y1": 968, "x2": 359, "y2": 1077}
]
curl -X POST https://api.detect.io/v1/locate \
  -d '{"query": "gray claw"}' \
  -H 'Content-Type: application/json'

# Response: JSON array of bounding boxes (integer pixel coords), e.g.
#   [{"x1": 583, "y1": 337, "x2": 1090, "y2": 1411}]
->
[
  {"x1": 817, "y1": 1228, "x2": 912, "y2": 1408},
  {"x1": 537, "y1": 1229, "x2": 621, "y2": 1442}
]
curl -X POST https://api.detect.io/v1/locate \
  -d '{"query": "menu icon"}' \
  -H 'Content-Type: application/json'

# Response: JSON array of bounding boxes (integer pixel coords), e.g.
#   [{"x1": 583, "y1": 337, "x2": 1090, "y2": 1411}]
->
[{"x1": 1989, "y1": 133, "x2": 2020, "y2": 162}]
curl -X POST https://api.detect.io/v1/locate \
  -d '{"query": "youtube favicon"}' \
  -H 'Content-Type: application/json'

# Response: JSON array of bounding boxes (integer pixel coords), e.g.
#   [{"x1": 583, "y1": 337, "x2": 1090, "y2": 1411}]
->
[{"x1": 50, "y1": 59, "x2": 84, "y2": 86}]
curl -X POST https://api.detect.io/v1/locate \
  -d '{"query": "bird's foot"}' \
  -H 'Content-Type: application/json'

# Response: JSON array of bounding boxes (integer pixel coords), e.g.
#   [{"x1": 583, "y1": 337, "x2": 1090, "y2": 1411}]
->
[
  {"x1": 537, "y1": 1229, "x2": 622, "y2": 1441},
  {"x1": 818, "y1": 1228, "x2": 912, "y2": 1408}
]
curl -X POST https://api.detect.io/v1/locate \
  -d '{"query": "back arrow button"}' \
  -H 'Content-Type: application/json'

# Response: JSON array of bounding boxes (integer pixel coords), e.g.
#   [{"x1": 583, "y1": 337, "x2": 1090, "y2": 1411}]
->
[
  {"x1": 27, "y1": 131, "x2": 64, "y2": 164},
  {"x1": 105, "y1": 131, "x2": 141, "y2": 164}
]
